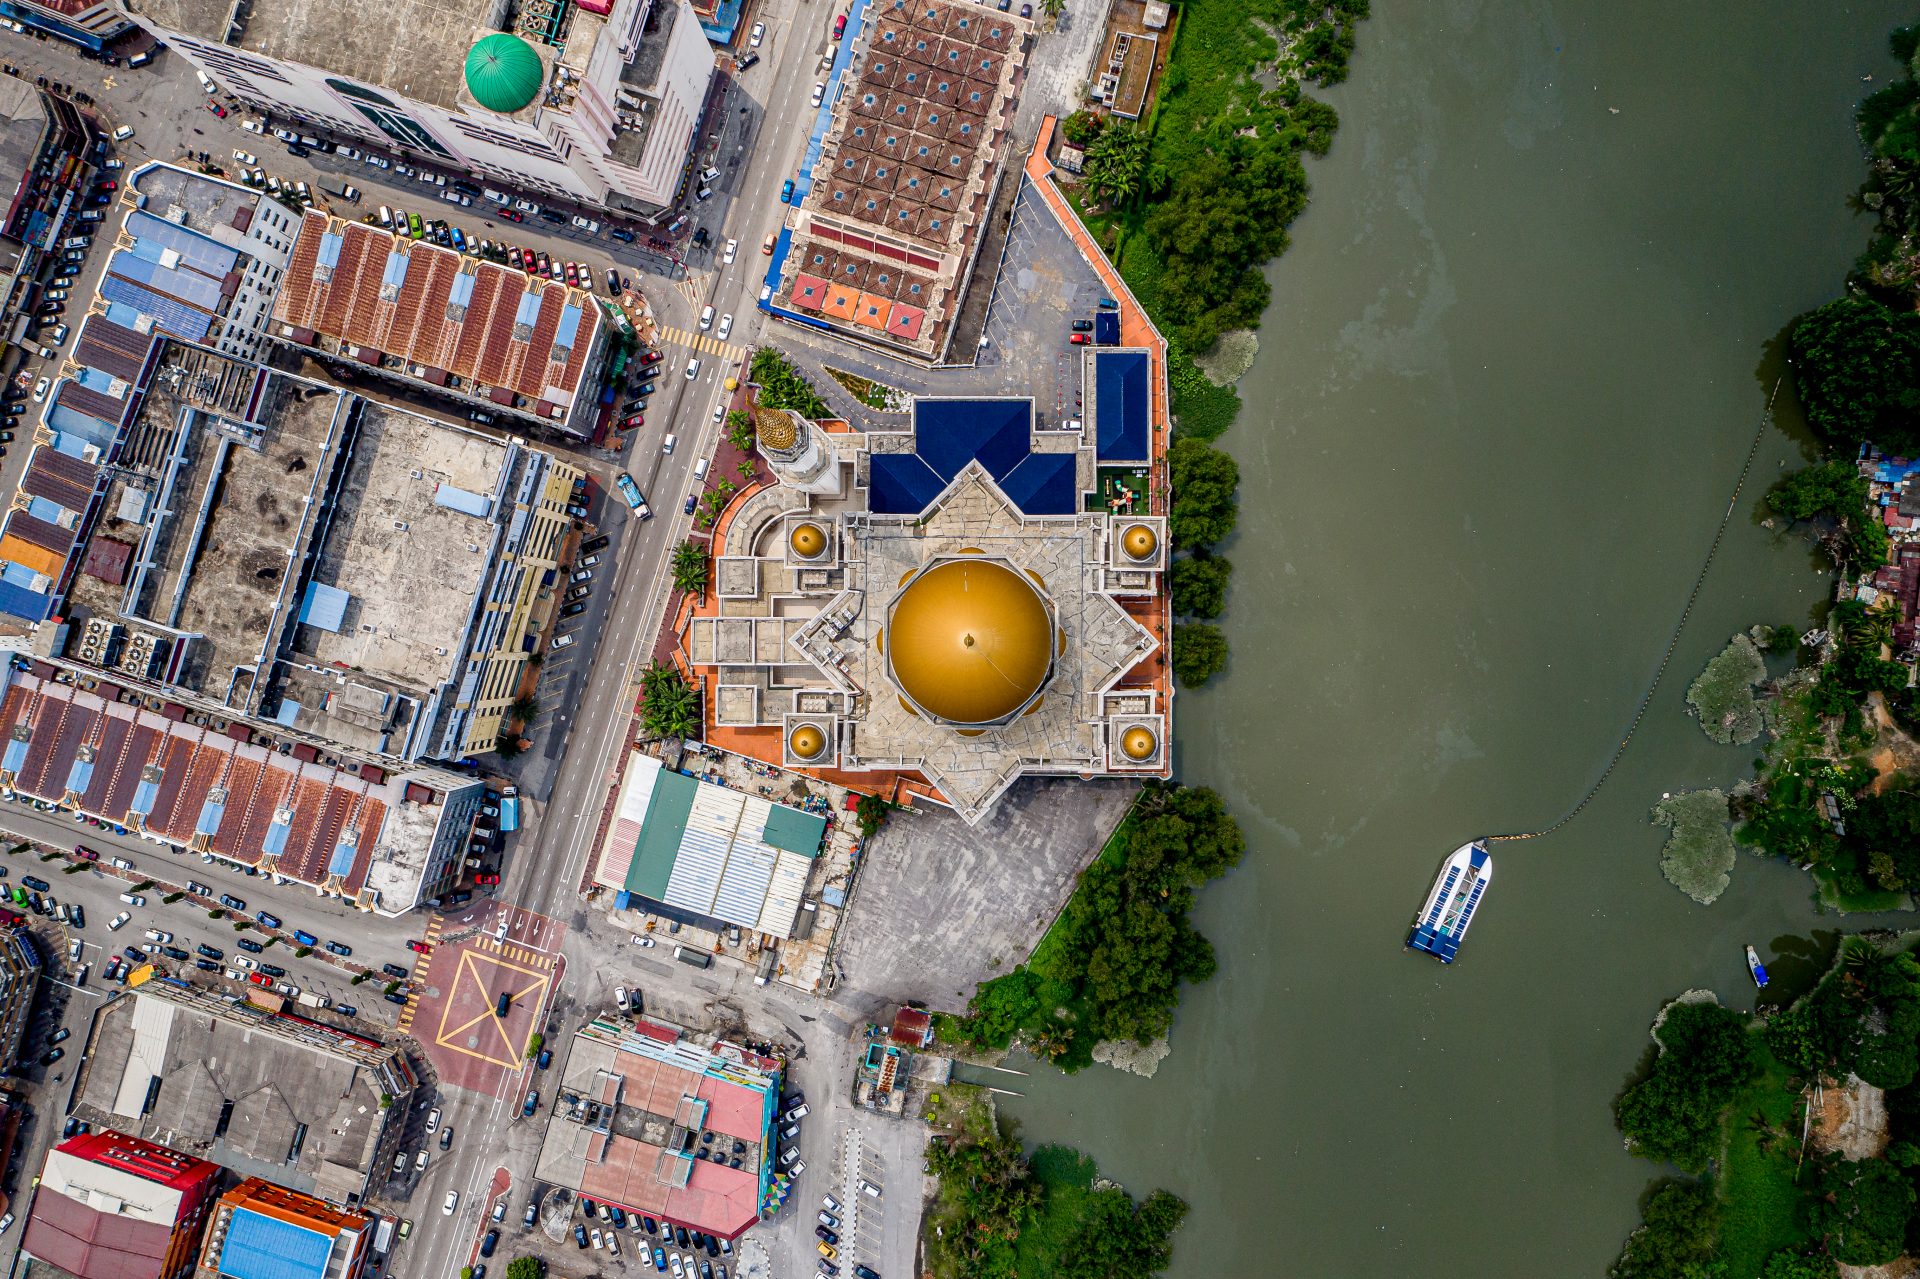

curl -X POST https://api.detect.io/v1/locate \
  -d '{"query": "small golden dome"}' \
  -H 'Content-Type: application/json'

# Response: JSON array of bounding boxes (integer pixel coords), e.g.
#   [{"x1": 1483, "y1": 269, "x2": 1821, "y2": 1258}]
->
[
  {"x1": 754, "y1": 404, "x2": 798, "y2": 450},
  {"x1": 888, "y1": 559, "x2": 1052, "y2": 725},
  {"x1": 789, "y1": 724, "x2": 827, "y2": 760},
  {"x1": 790, "y1": 522, "x2": 828, "y2": 558},
  {"x1": 1120, "y1": 726, "x2": 1157, "y2": 761},
  {"x1": 1121, "y1": 523, "x2": 1158, "y2": 561}
]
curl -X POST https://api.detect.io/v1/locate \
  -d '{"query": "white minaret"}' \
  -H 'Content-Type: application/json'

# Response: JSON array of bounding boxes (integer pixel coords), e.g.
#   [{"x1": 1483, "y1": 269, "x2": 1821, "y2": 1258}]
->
[{"x1": 753, "y1": 404, "x2": 841, "y2": 495}]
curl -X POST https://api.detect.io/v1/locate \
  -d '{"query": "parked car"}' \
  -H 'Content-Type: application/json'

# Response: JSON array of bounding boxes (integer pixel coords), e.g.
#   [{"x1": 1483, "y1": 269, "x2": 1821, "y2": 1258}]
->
[
  {"x1": 443, "y1": 1192, "x2": 459, "y2": 1216},
  {"x1": 219, "y1": 894, "x2": 246, "y2": 911}
]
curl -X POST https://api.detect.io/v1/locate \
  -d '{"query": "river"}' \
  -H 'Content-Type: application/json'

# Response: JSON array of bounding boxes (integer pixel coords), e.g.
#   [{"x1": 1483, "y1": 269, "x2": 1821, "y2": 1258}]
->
[{"x1": 997, "y1": 2, "x2": 1911, "y2": 1274}]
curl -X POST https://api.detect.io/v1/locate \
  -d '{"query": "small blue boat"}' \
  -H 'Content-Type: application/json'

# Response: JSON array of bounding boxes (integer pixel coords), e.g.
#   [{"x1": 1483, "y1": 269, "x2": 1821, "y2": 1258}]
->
[
  {"x1": 1406, "y1": 841, "x2": 1492, "y2": 964},
  {"x1": 1746, "y1": 945, "x2": 1769, "y2": 989}
]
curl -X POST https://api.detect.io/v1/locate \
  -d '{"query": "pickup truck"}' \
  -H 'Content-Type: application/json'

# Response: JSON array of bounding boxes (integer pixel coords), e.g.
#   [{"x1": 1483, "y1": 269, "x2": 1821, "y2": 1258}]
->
[{"x1": 615, "y1": 472, "x2": 652, "y2": 520}]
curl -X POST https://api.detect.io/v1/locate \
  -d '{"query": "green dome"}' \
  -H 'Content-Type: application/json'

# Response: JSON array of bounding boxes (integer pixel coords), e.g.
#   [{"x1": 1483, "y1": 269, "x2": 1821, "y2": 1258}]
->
[{"x1": 464, "y1": 34, "x2": 543, "y2": 113}]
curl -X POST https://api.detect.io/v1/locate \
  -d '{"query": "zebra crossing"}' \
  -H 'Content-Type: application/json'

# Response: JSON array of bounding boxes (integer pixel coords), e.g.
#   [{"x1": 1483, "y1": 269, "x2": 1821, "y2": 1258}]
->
[{"x1": 654, "y1": 324, "x2": 746, "y2": 363}]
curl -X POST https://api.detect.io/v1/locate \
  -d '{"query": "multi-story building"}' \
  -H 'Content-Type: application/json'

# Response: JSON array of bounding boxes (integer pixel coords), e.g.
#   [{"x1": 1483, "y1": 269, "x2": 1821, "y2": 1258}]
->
[
  {"x1": 0, "y1": 0, "x2": 132, "y2": 52},
  {"x1": 114, "y1": 0, "x2": 715, "y2": 215},
  {"x1": 0, "y1": 919, "x2": 42, "y2": 1070},
  {"x1": 21, "y1": 1132, "x2": 222, "y2": 1279},
  {"x1": 193, "y1": 1180, "x2": 373, "y2": 1279},
  {"x1": 76, "y1": 979, "x2": 417, "y2": 1206},
  {"x1": 0, "y1": 79, "x2": 95, "y2": 358}
]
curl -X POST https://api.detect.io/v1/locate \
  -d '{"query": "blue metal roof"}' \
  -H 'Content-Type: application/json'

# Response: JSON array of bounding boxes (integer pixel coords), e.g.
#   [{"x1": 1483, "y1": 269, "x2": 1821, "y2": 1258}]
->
[
  {"x1": 514, "y1": 292, "x2": 541, "y2": 328},
  {"x1": 868, "y1": 454, "x2": 944, "y2": 514},
  {"x1": 65, "y1": 758, "x2": 94, "y2": 795},
  {"x1": 110, "y1": 251, "x2": 225, "y2": 310},
  {"x1": 433, "y1": 484, "x2": 491, "y2": 518},
  {"x1": 218, "y1": 1207, "x2": 334, "y2": 1279},
  {"x1": 300, "y1": 581, "x2": 350, "y2": 632},
  {"x1": 130, "y1": 777, "x2": 158, "y2": 815},
  {"x1": 316, "y1": 232, "x2": 343, "y2": 270},
  {"x1": 2, "y1": 738, "x2": 30, "y2": 776},
  {"x1": 126, "y1": 209, "x2": 239, "y2": 278},
  {"x1": 194, "y1": 795, "x2": 225, "y2": 837},
  {"x1": 381, "y1": 251, "x2": 408, "y2": 291},
  {"x1": 870, "y1": 398, "x2": 1076, "y2": 516},
  {"x1": 263, "y1": 814, "x2": 291, "y2": 857},
  {"x1": 99, "y1": 276, "x2": 212, "y2": 341},
  {"x1": 449, "y1": 272, "x2": 476, "y2": 308},
  {"x1": 1094, "y1": 312, "x2": 1120, "y2": 345},
  {"x1": 1092, "y1": 350, "x2": 1149, "y2": 463},
  {"x1": 997, "y1": 451, "x2": 1077, "y2": 514},
  {"x1": 326, "y1": 835, "x2": 357, "y2": 878},
  {"x1": 555, "y1": 303, "x2": 582, "y2": 349}
]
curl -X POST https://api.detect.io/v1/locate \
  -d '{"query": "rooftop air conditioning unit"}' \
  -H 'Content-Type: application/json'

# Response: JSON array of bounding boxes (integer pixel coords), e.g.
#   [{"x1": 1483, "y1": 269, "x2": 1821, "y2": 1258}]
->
[{"x1": 393, "y1": 521, "x2": 409, "y2": 531}]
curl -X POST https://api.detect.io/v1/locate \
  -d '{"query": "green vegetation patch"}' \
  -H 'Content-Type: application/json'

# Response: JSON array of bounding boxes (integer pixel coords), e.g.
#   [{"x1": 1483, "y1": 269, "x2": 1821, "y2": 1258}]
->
[
  {"x1": 1687, "y1": 635, "x2": 1767, "y2": 745},
  {"x1": 640, "y1": 663, "x2": 699, "y2": 740},
  {"x1": 749, "y1": 348, "x2": 830, "y2": 418},
  {"x1": 1716, "y1": 1046, "x2": 1814, "y2": 1277},
  {"x1": 1653, "y1": 790, "x2": 1738, "y2": 905}
]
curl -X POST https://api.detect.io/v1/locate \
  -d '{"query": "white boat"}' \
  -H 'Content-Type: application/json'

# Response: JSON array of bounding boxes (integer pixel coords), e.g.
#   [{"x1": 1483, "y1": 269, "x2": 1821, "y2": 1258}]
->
[{"x1": 1406, "y1": 841, "x2": 1493, "y2": 964}]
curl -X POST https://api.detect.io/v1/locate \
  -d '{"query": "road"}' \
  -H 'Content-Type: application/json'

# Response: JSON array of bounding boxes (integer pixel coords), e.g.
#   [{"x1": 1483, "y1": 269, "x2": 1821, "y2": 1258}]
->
[{"x1": 0, "y1": 5, "x2": 928, "y2": 1279}]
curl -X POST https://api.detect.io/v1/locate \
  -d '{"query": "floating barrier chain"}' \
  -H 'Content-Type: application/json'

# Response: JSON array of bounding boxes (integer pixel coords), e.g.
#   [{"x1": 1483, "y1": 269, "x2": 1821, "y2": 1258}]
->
[{"x1": 1487, "y1": 375, "x2": 1785, "y2": 844}]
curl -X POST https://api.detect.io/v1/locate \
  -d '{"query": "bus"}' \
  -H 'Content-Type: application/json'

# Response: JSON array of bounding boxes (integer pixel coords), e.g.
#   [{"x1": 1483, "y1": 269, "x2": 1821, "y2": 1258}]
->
[{"x1": 615, "y1": 473, "x2": 652, "y2": 519}]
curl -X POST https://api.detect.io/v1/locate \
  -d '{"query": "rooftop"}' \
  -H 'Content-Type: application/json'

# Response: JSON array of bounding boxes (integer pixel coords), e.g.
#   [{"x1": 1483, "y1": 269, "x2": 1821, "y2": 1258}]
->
[
  {"x1": 273, "y1": 211, "x2": 602, "y2": 415},
  {"x1": 0, "y1": 82, "x2": 47, "y2": 223},
  {"x1": 21, "y1": 1133, "x2": 218, "y2": 1279},
  {"x1": 532, "y1": 1017, "x2": 778, "y2": 1240},
  {"x1": 128, "y1": 165, "x2": 270, "y2": 246},
  {"x1": 270, "y1": 402, "x2": 509, "y2": 754},
  {"x1": 77, "y1": 980, "x2": 414, "y2": 1205},
  {"x1": 121, "y1": 0, "x2": 500, "y2": 111}
]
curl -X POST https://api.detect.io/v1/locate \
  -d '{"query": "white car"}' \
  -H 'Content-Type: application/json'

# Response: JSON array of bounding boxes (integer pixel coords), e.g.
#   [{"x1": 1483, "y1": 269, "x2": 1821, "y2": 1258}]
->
[
  {"x1": 339, "y1": 145, "x2": 363, "y2": 160},
  {"x1": 107, "y1": 911, "x2": 130, "y2": 931},
  {"x1": 31, "y1": 378, "x2": 49, "y2": 403},
  {"x1": 513, "y1": 198, "x2": 540, "y2": 213},
  {"x1": 698, "y1": 304, "x2": 714, "y2": 331},
  {"x1": 231, "y1": 148, "x2": 256, "y2": 165},
  {"x1": 112, "y1": 125, "x2": 135, "y2": 141},
  {"x1": 750, "y1": 20, "x2": 765, "y2": 46},
  {"x1": 571, "y1": 215, "x2": 600, "y2": 233},
  {"x1": 234, "y1": 955, "x2": 257, "y2": 970},
  {"x1": 712, "y1": 403, "x2": 725, "y2": 423},
  {"x1": 589, "y1": 1229, "x2": 604, "y2": 1250},
  {"x1": 721, "y1": 238, "x2": 738, "y2": 264},
  {"x1": 630, "y1": 934, "x2": 656, "y2": 948},
  {"x1": 366, "y1": 154, "x2": 391, "y2": 169},
  {"x1": 442, "y1": 1191, "x2": 459, "y2": 1216},
  {"x1": 224, "y1": 968, "x2": 243, "y2": 980},
  {"x1": 426, "y1": 1107, "x2": 441, "y2": 1133},
  {"x1": 239, "y1": 119, "x2": 263, "y2": 134},
  {"x1": 716, "y1": 313, "x2": 733, "y2": 340},
  {"x1": 810, "y1": 82, "x2": 826, "y2": 108},
  {"x1": 0, "y1": 1213, "x2": 14, "y2": 1233},
  {"x1": 615, "y1": 985, "x2": 630, "y2": 1011},
  {"x1": 685, "y1": 357, "x2": 701, "y2": 380},
  {"x1": 606, "y1": 1234, "x2": 620, "y2": 1258},
  {"x1": 272, "y1": 127, "x2": 298, "y2": 142}
]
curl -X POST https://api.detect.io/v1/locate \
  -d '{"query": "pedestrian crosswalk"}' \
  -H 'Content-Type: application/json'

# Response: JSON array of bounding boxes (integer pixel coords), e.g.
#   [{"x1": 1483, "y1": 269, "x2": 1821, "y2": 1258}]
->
[
  {"x1": 654, "y1": 324, "x2": 746, "y2": 363},
  {"x1": 473, "y1": 935, "x2": 556, "y2": 969}
]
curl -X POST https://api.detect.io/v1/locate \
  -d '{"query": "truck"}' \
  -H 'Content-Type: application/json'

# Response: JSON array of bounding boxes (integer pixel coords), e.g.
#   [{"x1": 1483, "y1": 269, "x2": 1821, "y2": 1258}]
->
[
  {"x1": 371, "y1": 1217, "x2": 396, "y2": 1257},
  {"x1": 673, "y1": 945, "x2": 712, "y2": 970},
  {"x1": 615, "y1": 472, "x2": 652, "y2": 520},
  {"x1": 297, "y1": 991, "x2": 332, "y2": 1010},
  {"x1": 321, "y1": 179, "x2": 360, "y2": 203}
]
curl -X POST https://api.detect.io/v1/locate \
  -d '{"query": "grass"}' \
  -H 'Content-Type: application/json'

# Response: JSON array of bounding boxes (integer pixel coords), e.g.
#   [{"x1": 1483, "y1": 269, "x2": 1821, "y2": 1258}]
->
[
  {"x1": 1687, "y1": 634, "x2": 1768, "y2": 745},
  {"x1": 1716, "y1": 1046, "x2": 1814, "y2": 1277}
]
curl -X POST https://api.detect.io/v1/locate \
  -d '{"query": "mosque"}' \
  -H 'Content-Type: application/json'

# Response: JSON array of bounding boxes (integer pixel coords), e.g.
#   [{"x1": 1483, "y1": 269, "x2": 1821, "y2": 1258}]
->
[{"x1": 678, "y1": 348, "x2": 1172, "y2": 825}]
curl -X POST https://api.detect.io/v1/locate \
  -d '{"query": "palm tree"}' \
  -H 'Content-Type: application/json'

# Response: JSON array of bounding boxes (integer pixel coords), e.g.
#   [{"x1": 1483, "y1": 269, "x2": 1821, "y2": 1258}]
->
[{"x1": 671, "y1": 540, "x2": 709, "y2": 595}]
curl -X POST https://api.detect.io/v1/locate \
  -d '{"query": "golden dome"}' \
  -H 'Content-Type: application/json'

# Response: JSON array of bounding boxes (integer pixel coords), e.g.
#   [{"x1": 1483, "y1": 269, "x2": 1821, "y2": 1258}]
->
[
  {"x1": 888, "y1": 559, "x2": 1052, "y2": 725},
  {"x1": 1121, "y1": 523, "x2": 1157, "y2": 561},
  {"x1": 790, "y1": 522, "x2": 828, "y2": 558},
  {"x1": 753, "y1": 403, "x2": 798, "y2": 450},
  {"x1": 789, "y1": 723, "x2": 827, "y2": 760},
  {"x1": 1120, "y1": 726, "x2": 1157, "y2": 761}
]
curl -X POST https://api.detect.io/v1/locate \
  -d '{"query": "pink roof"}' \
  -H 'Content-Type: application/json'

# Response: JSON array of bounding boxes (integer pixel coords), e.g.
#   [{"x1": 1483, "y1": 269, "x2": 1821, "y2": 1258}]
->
[
  {"x1": 789, "y1": 274, "x2": 828, "y2": 311},
  {"x1": 885, "y1": 303, "x2": 924, "y2": 340},
  {"x1": 23, "y1": 1191, "x2": 176, "y2": 1279}
]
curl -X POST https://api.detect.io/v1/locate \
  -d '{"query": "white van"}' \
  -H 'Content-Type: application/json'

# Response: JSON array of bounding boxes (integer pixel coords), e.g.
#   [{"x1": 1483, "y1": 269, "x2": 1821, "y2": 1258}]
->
[
  {"x1": 698, "y1": 305, "x2": 714, "y2": 331},
  {"x1": 195, "y1": 69, "x2": 215, "y2": 94},
  {"x1": 661, "y1": 434, "x2": 676, "y2": 454},
  {"x1": 859, "y1": 1180, "x2": 882, "y2": 1199},
  {"x1": 377, "y1": 205, "x2": 393, "y2": 227},
  {"x1": 692, "y1": 457, "x2": 709, "y2": 480},
  {"x1": 119, "y1": 893, "x2": 145, "y2": 907}
]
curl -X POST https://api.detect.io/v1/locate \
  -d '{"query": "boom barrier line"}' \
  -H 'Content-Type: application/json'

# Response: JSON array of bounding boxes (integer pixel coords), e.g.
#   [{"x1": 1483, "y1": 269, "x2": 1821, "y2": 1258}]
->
[{"x1": 1486, "y1": 375, "x2": 1785, "y2": 844}]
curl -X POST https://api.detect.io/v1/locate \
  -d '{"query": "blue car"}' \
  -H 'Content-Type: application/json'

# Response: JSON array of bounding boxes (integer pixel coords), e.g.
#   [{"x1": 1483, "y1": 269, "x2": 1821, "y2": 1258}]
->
[
  {"x1": 652, "y1": 1248, "x2": 667, "y2": 1272},
  {"x1": 293, "y1": 929, "x2": 318, "y2": 947},
  {"x1": 256, "y1": 911, "x2": 282, "y2": 930},
  {"x1": 780, "y1": 179, "x2": 794, "y2": 204}
]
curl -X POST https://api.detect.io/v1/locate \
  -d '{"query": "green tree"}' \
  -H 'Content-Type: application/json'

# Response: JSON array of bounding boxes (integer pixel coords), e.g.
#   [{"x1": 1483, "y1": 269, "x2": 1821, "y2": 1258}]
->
[
  {"x1": 1767, "y1": 460, "x2": 1888, "y2": 570},
  {"x1": 1609, "y1": 1179, "x2": 1720, "y2": 1279},
  {"x1": 1169, "y1": 553, "x2": 1231, "y2": 618},
  {"x1": 508, "y1": 694, "x2": 537, "y2": 724},
  {"x1": 1168, "y1": 438, "x2": 1239, "y2": 550},
  {"x1": 1851, "y1": 783, "x2": 1920, "y2": 890},
  {"x1": 748, "y1": 348, "x2": 831, "y2": 418},
  {"x1": 671, "y1": 540, "x2": 709, "y2": 595},
  {"x1": 640, "y1": 663, "x2": 700, "y2": 739},
  {"x1": 1171, "y1": 623, "x2": 1228, "y2": 687},
  {"x1": 855, "y1": 793, "x2": 888, "y2": 839},
  {"x1": 1082, "y1": 123, "x2": 1151, "y2": 206},
  {"x1": 958, "y1": 967, "x2": 1045, "y2": 1049},
  {"x1": 1614, "y1": 1000, "x2": 1760, "y2": 1172},
  {"x1": 1790, "y1": 297, "x2": 1920, "y2": 454},
  {"x1": 504, "y1": 1259, "x2": 545, "y2": 1279},
  {"x1": 726, "y1": 409, "x2": 755, "y2": 452},
  {"x1": 1815, "y1": 1156, "x2": 1914, "y2": 1264},
  {"x1": 1761, "y1": 1249, "x2": 1840, "y2": 1279}
]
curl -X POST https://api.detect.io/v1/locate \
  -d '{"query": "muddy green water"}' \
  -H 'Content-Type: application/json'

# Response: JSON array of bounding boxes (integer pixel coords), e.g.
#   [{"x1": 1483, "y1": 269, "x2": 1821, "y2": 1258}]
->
[{"x1": 999, "y1": 2, "x2": 1913, "y2": 1273}]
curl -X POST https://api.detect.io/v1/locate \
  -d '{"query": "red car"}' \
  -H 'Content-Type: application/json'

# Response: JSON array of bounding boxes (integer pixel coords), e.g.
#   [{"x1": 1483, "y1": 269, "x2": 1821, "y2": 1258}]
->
[
  {"x1": 640, "y1": 350, "x2": 663, "y2": 365},
  {"x1": 206, "y1": 101, "x2": 227, "y2": 117},
  {"x1": 73, "y1": 844, "x2": 98, "y2": 860},
  {"x1": 623, "y1": 413, "x2": 645, "y2": 429},
  {"x1": 406, "y1": 939, "x2": 431, "y2": 953},
  {"x1": 501, "y1": 208, "x2": 525, "y2": 223},
  {"x1": 248, "y1": 972, "x2": 273, "y2": 987},
  {"x1": 1069, "y1": 333, "x2": 1088, "y2": 344},
  {"x1": 475, "y1": 873, "x2": 500, "y2": 886},
  {"x1": 833, "y1": 12, "x2": 846, "y2": 38},
  {"x1": 97, "y1": 180, "x2": 117, "y2": 192}
]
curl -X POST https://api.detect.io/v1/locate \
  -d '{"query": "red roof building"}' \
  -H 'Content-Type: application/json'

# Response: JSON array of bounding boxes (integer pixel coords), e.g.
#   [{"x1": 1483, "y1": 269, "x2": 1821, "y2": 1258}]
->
[{"x1": 23, "y1": 1133, "x2": 221, "y2": 1279}]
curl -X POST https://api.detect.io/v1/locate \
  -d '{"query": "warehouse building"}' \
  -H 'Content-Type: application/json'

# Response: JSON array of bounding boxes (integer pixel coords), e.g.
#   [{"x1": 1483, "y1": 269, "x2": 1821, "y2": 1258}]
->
[{"x1": 21, "y1": 1132, "x2": 222, "y2": 1279}]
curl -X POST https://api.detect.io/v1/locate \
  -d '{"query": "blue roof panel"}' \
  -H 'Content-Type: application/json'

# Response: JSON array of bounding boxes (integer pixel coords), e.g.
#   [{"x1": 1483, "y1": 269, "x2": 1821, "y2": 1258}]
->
[
  {"x1": 868, "y1": 454, "x2": 944, "y2": 515},
  {"x1": 997, "y1": 450, "x2": 1077, "y2": 514},
  {"x1": 1092, "y1": 350, "x2": 1149, "y2": 463},
  {"x1": 126, "y1": 209, "x2": 238, "y2": 279},
  {"x1": 300, "y1": 581, "x2": 350, "y2": 632},
  {"x1": 218, "y1": 1207, "x2": 334, "y2": 1279},
  {"x1": 912, "y1": 399, "x2": 1031, "y2": 483}
]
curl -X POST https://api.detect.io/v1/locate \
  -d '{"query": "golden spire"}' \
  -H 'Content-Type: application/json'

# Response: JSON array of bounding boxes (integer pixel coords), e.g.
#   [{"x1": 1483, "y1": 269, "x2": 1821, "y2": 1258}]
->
[{"x1": 754, "y1": 403, "x2": 798, "y2": 451}]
